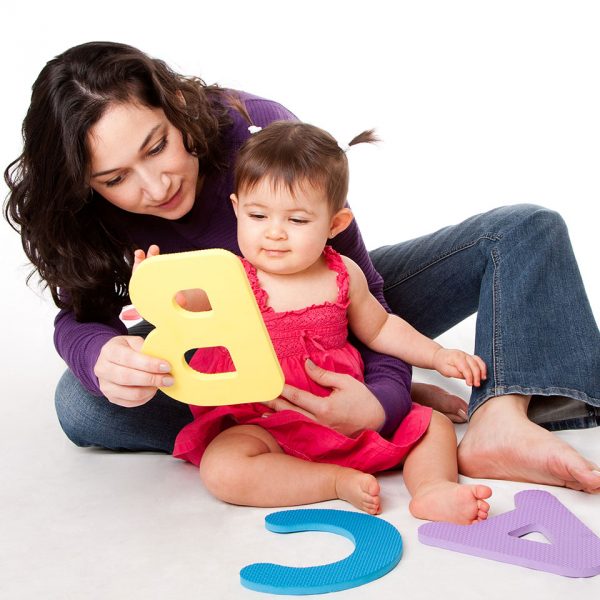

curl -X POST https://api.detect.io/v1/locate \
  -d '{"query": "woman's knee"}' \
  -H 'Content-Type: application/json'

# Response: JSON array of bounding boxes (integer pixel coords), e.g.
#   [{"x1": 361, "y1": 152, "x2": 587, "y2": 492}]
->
[
  {"x1": 503, "y1": 204, "x2": 568, "y2": 238},
  {"x1": 54, "y1": 369, "x2": 96, "y2": 447}
]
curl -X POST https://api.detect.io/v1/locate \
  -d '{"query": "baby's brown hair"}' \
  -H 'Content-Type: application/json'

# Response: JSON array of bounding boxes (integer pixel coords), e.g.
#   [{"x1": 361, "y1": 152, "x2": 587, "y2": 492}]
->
[{"x1": 234, "y1": 120, "x2": 377, "y2": 213}]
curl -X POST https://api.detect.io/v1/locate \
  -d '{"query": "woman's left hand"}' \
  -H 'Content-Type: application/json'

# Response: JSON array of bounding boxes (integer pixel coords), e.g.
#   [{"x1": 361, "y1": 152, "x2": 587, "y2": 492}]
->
[{"x1": 263, "y1": 359, "x2": 385, "y2": 437}]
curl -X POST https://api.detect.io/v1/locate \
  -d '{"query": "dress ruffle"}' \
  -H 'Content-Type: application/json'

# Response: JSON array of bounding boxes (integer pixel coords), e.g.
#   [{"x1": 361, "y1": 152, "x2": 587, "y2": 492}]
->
[{"x1": 173, "y1": 400, "x2": 431, "y2": 473}]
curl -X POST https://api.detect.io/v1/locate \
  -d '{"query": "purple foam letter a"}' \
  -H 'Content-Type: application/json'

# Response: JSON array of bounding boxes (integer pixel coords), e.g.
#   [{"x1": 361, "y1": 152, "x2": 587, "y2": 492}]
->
[{"x1": 418, "y1": 490, "x2": 600, "y2": 577}]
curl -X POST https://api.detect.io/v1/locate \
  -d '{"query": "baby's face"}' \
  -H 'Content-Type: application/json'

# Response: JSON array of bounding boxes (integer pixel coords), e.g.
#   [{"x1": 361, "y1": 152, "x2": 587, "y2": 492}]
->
[{"x1": 231, "y1": 177, "x2": 334, "y2": 276}]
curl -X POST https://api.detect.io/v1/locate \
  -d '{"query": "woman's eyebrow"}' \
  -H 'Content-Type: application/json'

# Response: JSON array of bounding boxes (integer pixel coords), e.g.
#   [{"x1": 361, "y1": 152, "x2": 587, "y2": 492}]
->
[
  {"x1": 91, "y1": 123, "x2": 163, "y2": 178},
  {"x1": 137, "y1": 123, "x2": 163, "y2": 152}
]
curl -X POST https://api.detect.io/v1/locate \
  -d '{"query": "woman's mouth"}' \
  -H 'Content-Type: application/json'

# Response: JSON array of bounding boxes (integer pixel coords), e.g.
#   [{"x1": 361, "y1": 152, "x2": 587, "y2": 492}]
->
[{"x1": 158, "y1": 185, "x2": 183, "y2": 210}]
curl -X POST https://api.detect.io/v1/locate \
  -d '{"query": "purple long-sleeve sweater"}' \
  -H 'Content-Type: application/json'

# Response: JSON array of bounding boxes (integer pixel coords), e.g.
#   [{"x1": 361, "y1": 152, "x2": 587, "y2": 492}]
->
[{"x1": 53, "y1": 91, "x2": 412, "y2": 436}]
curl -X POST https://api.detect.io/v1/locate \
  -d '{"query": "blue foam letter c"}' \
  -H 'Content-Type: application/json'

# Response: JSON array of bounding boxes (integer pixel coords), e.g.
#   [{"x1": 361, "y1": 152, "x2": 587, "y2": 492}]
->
[{"x1": 240, "y1": 509, "x2": 403, "y2": 595}]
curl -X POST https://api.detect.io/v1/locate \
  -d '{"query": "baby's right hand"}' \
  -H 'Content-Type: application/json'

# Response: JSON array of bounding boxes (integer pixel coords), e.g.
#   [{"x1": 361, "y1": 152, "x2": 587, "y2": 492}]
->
[
  {"x1": 122, "y1": 244, "x2": 162, "y2": 321},
  {"x1": 94, "y1": 335, "x2": 173, "y2": 407},
  {"x1": 133, "y1": 244, "x2": 161, "y2": 272}
]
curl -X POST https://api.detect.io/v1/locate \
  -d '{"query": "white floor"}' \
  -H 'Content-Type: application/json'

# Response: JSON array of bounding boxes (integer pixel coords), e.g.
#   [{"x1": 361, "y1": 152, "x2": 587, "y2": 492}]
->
[{"x1": 2, "y1": 337, "x2": 599, "y2": 599}]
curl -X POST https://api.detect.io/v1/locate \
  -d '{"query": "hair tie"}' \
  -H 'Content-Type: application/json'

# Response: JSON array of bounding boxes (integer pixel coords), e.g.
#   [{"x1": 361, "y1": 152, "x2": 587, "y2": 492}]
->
[
  {"x1": 248, "y1": 125, "x2": 262, "y2": 134},
  {"x1": 338, "y1": 142, "x2": 350, "y2": 153}
]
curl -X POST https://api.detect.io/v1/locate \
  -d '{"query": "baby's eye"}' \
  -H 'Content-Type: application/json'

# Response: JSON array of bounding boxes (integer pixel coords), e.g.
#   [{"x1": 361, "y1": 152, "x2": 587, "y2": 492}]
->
[
  {"x1": 249, "y1": 213, "x2": 266, "y2": 220},
  {"x1": 289, "y1": 217, "x2": 309, "y2": 224}
]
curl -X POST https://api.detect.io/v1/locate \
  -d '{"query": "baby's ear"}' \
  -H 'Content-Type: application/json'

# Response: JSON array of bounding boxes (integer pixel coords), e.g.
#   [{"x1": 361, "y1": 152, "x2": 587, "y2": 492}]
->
[
  {"x1": 230, "y1": 193, "x2": 239, "y2": 215},
  {"x1": 329, "y1": 208, "x2": 354, "y2": 239}
]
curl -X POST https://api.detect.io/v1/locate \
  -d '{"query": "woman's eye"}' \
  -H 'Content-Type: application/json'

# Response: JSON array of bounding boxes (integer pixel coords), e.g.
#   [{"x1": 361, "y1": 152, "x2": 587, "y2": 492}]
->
[
  {"x1": 148, "y1": 137, "x2": 168, "y2": 156},
  {"x1": 105, "y1": 176, "x2": 124, "y2": 187}
]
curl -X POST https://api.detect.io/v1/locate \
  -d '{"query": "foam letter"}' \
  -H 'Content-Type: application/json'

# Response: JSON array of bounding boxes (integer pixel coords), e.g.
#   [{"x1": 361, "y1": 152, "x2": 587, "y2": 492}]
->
[
  {"x1": 129, "y1": 249, "x2": 284, "y2": 406},
  {"x1": 240, "y1": 509, "x2": 403, "y2": 594},
  {"x1": 418, "y1": 490, "x2": 600, "y2": 577}
]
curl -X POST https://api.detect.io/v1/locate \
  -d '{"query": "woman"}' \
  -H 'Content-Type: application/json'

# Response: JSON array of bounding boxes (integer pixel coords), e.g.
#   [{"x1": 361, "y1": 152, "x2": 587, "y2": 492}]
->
[{"x1": 5, "y1": 41, "x2": 599, "y2": 492}]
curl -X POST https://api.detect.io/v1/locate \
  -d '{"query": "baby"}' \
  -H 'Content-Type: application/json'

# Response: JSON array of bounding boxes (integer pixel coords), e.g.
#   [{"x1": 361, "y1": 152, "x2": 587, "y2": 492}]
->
[{"x1": 135, "y1": 120, "x2": 492, "y2": 524}]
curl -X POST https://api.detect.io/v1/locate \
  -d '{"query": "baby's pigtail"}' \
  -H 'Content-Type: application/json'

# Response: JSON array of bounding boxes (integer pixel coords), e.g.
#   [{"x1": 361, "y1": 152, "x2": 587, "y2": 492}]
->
[{"x1": 348, "y1": 129, "x2": 380, "y2": 147}]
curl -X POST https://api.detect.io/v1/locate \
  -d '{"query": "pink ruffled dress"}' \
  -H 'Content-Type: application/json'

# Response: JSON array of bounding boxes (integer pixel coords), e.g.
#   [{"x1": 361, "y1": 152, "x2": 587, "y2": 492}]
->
[{"x1": 173, "y1": 246, "x2": 432, "y2": 472}]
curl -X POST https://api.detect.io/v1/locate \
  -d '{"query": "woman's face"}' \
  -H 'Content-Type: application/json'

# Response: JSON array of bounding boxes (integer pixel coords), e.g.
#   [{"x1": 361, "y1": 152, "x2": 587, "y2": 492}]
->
[{"x1": 88, "y1": 102, "x2": 199, "y2": 219}]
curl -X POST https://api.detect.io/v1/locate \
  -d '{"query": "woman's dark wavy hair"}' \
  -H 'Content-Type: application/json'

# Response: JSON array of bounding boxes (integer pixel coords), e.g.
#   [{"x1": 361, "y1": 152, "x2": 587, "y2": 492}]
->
[{"x1": 4, "y1": 41, "x2": 231, "y2": 321}]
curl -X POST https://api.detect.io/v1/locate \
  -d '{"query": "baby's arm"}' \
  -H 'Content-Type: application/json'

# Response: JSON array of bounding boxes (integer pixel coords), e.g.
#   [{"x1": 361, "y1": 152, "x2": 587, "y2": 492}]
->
[
  {"x1": 132, "y1": 245, "x2": 211, "y2": 312},
  {"x1": 343, "y1": 257, "x2": 486, "y2": 386}
]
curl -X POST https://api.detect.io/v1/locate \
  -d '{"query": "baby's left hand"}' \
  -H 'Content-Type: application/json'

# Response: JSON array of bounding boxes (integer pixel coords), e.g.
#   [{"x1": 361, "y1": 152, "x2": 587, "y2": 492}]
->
[{"x1": 432, "y1": 348, "x2": 487, "y2": 387}]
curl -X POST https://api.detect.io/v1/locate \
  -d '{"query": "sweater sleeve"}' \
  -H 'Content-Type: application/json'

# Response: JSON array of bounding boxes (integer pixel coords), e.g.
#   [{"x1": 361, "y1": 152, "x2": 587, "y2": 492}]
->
[
  {"x1": 331, "y1": 219, "x2": 413, "y2": 437},
  {"x1": 54, "y1": 308, "x2": 127, "y2": 395}
]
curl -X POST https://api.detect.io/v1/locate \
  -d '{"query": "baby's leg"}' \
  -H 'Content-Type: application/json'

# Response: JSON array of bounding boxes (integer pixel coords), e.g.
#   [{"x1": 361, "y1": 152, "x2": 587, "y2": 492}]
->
[
  {"x1": 199, "y1": 424, "x2": 381, "y2": 514},
  {"x1": 403, "y1": 410, "x2": 492, "y2": 524}
]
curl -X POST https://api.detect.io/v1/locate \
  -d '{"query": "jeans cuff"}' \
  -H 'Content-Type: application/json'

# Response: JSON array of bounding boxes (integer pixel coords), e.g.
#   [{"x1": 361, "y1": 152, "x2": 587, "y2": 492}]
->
[
  {"x1": 468, "y1": 390, "x2": 600, "y2": 432},
  {"x1": 528, "y1": 395, "x2": 600, "y2": 431}
]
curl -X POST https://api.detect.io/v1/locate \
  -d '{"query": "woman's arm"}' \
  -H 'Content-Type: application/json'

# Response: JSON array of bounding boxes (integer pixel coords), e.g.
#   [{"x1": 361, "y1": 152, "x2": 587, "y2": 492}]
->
[
  {"x1": 53, "y1": 308, "x2": 127, "y2": 395},
  {"x1": 330, "y1": 220, "x2": 414, "y2": 436},
  {"x1": 55, "y1": 308, "x2": 177, "y2": 405}
]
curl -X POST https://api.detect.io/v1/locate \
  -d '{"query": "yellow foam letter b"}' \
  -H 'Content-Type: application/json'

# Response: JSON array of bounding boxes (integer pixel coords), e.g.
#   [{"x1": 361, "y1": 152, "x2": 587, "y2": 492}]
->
[{"x1": 129, "y1": 249, "x2": 284, "y2": 406}]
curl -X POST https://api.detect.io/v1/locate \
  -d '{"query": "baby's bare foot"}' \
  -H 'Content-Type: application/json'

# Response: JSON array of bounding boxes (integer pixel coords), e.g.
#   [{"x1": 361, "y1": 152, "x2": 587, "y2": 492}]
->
[
  {"x1": 409, "y1": 481, "x2": 492, "y2": 524},
  {"x1": 335, "y1": 469, "x2": 381, "y2": 514}
]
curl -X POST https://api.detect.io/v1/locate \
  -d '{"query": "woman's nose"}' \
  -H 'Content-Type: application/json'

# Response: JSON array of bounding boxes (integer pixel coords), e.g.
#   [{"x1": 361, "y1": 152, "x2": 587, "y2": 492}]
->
[{"x1": 141, "y1": 170, "x2": 171, "y2": 203}]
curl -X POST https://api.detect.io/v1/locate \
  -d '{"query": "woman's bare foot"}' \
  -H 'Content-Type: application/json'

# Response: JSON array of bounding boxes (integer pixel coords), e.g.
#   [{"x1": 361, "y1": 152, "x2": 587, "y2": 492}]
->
[
  {"x1": 411, "y1": 382, "x2": 468, "y2": 423},
  {"x1": 335, "y1": 469, "x2": 381, "y2": 514},
  {"x1": 409, "y1": 481, "x2": 492, "y2": 524},
  {"x1": 458, "y1": 395, "x2": 600, "y2": 493}
]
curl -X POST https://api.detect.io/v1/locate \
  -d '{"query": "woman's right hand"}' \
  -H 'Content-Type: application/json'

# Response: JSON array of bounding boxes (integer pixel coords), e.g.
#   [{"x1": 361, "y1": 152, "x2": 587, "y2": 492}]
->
[{"x1": 93, "y1": 335, "x2": 173, "y2": 407}]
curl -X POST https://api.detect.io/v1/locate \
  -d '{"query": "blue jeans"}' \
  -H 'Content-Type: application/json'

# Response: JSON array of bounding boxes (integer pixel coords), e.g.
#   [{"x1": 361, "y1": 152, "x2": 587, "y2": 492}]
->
[
  {"x1": 370, "y1": 204, "x2": 600, "y2": 429},
  {"x1": 55, "y1": 368, "x2": 193, "y2": 452},
  {"x1": 55, "y1": 204, "x2": 600, "y2": 451}
]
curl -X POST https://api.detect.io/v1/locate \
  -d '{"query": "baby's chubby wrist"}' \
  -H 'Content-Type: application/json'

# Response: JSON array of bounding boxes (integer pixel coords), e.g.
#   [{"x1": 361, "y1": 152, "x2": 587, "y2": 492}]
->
[{"x1": 430, "y1": 344, "x2": 446, "y2": 370}]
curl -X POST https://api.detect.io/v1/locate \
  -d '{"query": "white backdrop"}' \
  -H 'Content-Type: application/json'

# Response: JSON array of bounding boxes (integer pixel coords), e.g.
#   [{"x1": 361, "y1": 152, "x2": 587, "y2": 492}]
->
[{"x1": 1, "y1": 0, "x2": 598, "y2": 384}]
